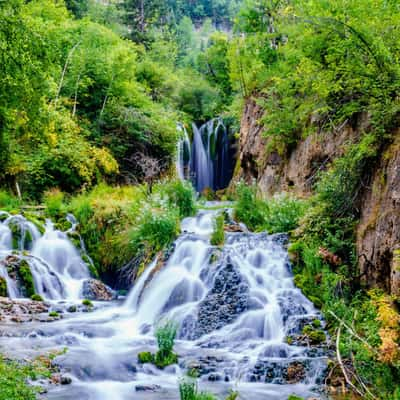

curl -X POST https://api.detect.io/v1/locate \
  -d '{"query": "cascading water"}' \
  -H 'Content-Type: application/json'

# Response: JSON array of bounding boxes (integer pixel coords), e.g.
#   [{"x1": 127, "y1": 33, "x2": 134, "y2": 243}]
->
[
  {"x1": 177, "y1": 119, "x2": 235, "y2": 193},
  {"x1": 0, "y1": 208, "x2": 327, "y2": 400},
  {"x1": 0, "y1": 213, "x2": 90, "y2": 300}
]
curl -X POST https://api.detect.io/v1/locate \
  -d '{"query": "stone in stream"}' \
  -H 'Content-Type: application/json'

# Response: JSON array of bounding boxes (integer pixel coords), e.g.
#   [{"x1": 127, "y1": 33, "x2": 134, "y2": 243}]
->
[
  {"x1": 81, "y1": 279, "x2": 116, "y2": 301},
  {"x1": 135, "y1": 384, "x2": 161, "y2": 392},
  {"x1": 192, "y1": 259, "x2": 250, "y2": 339}
]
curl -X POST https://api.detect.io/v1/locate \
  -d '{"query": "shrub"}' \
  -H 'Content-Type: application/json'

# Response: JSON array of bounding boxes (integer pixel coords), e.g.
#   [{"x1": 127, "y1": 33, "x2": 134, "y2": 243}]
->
[
  {"x1": 0, "y1": 357, "x2": 37, "y2": 400},
  {"x1": 137, "y1": 352, "x2": 154, "y2": 364},
  {"x1": 0, "y1": 191, "x2": 20, "y2": 212},
  {"x1": 210, "y1": 213, "x2": 225, "y2": 246},
  {"x1": 43, "y1": 189, "x2": 65, "y2": 219},
  {"x1": 30, "y1": 294, "x2": 43, "y2": 302},
  {"x1": 162, "y1": 180, "x2": 197, "y2": 217},
  {"x1": 233, "y1": 183, "x2": 265, "y2": 231},
  {"x1": 263, "y1": 195, "x2": 306, "y2": 234}
]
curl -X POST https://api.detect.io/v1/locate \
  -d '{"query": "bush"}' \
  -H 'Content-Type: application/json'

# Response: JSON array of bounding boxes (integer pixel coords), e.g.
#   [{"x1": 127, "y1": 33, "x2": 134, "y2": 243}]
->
[
  {"x1": 0, "y1": 357, "x2": 37, "y2": 400},
  {"x1": 210, "y1": 213, "x2": 225, "y2": 246},
  {"x1": 0, "y1": 191, "x2": 20, "y2": 212},
  {"x1": 162, "y1": 180, "x2": 197, "y2": 218},
  {"x1": 233, "y1": 183, "x2": 266, "y2": 231},
  {"x1": 137, "y1": 352, "x2": 154, "y2": 364},
  {"x1": 43, "y1": 189, "x2": 65, "y2": 219}
]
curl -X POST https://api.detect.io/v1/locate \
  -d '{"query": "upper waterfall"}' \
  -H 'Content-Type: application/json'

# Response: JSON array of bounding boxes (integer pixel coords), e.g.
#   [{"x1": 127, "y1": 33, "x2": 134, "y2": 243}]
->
[{"x1": 177, "y1": 118, "x2": 236, "y2": 193}]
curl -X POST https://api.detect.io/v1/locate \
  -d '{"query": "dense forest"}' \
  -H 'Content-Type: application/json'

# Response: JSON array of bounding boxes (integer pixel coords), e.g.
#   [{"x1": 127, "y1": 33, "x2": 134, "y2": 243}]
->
[{"x1": 0, "y1": 1, "x2": 399, "y2": 400}]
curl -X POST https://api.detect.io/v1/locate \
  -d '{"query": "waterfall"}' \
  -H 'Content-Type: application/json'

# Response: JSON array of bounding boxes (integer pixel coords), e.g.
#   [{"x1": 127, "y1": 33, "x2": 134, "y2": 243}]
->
[
  {"x1": 0, "y1": 213, "x2": 90, "y2": 300},
  {"x1": 1, "y1": 207, "x2": 327, "y2": 400},
  {"x1": 177, "y1": 118, "x2": 235, "y2": 193}
]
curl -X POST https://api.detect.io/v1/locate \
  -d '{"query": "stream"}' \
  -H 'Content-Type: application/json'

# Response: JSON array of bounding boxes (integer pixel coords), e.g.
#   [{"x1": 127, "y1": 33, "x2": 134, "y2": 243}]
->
[{"x1": 0, "y1": 208, "x2": 327, "y2": 399}]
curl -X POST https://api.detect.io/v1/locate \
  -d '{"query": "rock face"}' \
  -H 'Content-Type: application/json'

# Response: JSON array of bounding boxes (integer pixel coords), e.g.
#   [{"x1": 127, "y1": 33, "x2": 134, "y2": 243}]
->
[
  {"x1": 0, "y1": 297, "x2": 50, "y2": 323},
  {"x1": 235, "y1": 97, "x2": 400, "y2": 295},
  {"x1": 193, "y1": 259, "x2": 250, "y2": 339},
  {"x1": 81, "y1": 279, "x2": 115, "y2": 301},
  {"x1": 356, "y1": 137, "x2": 400, "y2": 295}
]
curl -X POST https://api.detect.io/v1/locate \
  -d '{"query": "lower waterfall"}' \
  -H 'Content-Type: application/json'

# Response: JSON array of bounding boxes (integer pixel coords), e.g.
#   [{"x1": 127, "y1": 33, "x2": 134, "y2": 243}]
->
[
  {"x1": 0, "y1": 212, "x2": 90, "y2": 300},
  {"x1": 0, "y1": 208, "x2": 327, "y2": 400}
]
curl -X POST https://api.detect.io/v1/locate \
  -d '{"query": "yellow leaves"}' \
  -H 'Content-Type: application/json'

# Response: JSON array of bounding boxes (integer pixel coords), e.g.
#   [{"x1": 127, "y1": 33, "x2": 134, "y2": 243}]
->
[
  {"x1": 369, "y1": 290, "x2": 400, "y2": 365},
  {"x1": 91, "y1": 147, "x2": 119, "y2": 175}
]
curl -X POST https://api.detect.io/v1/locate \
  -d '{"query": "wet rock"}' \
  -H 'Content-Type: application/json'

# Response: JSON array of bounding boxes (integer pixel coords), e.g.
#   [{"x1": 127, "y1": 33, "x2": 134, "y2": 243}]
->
[
  {"x1": 0, "y1": 297, "x2": 50, "y2": 323},
  {"x1": 81, "y1": 279, "x2": 115, "y2": 301},
  {"x1": 285, "y1": 361, "x2": 306, "y2": 383},
  {"x1": 60, "y1": 376, "x2": 72, "y2": 385},
  {"x1": 135, "y1": 384, "x2": 161, "y2": 392},
  {"x1": 193, "y1": 259, "x2": 250, "y2": 339},
  {"x1": 270, "y1": 233, "x2": 289, "y2": 247}
]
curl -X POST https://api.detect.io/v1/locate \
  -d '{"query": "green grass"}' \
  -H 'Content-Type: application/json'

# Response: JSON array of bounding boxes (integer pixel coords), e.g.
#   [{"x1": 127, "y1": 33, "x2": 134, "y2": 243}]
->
[{"x1": 210, "y1": 213, "x2": 225, "y2": 246}]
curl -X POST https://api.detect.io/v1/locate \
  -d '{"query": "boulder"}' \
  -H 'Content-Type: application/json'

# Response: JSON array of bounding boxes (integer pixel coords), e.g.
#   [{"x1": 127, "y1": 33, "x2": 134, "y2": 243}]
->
[{"x1": 81, "y1": 279, "x2": 115, "y2": 301}]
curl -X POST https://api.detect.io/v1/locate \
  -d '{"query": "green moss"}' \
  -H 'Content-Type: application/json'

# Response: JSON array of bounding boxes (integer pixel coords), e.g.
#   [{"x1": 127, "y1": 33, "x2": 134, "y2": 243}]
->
[
  {"x1": 0, "y1": 278, "x2": 7, "y2": 297},
  {"x1": 49, "y1": 311, "x2": 59, "y2": 318},
  {"x1": 302, "y1": 325, "x2": 326, "y2": 344},
  {"x1": 312, "y1": 319, "x2": 321, "y2": 328},
  {"x1": 287, "y1": 396, "x2": 304, "y2": 400},
  {"x1": 82, "y1": 299, "x2": 93, "y2": 307},
  {"x1": 137, "y1": 352, "x2": 154, "y2": 364},
  {"x1": 30, "y1": 294, "x2": 43, "y2": 302},
  {"x1": 18, "y1": 260, "x2": 35, "y2": 298}
]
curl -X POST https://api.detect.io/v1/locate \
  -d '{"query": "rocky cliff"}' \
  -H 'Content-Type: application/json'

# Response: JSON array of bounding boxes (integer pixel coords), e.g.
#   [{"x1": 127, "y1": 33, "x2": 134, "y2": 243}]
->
[{"x1": 235, "y1": 98, "x2": 400, "y2": 295}]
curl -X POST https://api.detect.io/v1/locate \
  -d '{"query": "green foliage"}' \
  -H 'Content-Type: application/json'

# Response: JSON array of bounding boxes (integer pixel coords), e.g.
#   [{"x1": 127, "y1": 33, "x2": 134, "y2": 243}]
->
[
  {"x1": 18, "y1": 261, "x2": 35, "y2": 298},
  {"x1": 0, "y1": 191, "x2": 20, "y2": 212},
  {"x1": 137, "y1": 352, "x2": 154, "y2": 364},
  {"x1": 0, "y1": 278, "x2": 7, "y2": 297},
  {"x1": 302, "y1": 325, "x2": 326, "y2": 344},
  {"x1": 82, "y1": 299, "x2": 93, "y2": 307},
  {"x1": 0, "y1": 357, "x2": 37, "y2": 400},
  {"x1": 179, "y1": 380, "x2": 218, "y2": 400},
  {"x1": 30, "y1": 294, "x2": 43, "y2": 302},
  {"x1": 43, "y1": 189, "x2": 65, "y2": 219},
  {"x1": 233, "y1": 183, "x2": 306, "y2": 233},
  {"x1": 210, "y1": 213, "x2": 225, "y2": 246},
  {"x1": 162, "y1": 180, "x2": 197, "y2": 218},
  {"x1": 155, "y1": 320, "x2": 178, "y2": 358},
  {"x1": 315, "y1": 134, "x2": 379, "y2": 218},
  {"x1": 233, "y1": 183, "x2": 266, "y2": 231},
  {"x1": 287, "y1": 396, "x2": 304, "y2": 400},
  {"x1": 49, "y1": 311, "x2": 59, "y2": 317}
]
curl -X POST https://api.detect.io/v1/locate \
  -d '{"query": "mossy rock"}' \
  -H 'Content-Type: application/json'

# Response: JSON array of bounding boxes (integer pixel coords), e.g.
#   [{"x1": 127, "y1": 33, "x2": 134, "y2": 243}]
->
[
  {"x1": 312, "y1": 319, "x2": 322, "y2": 328},
  {"x1": 82, "y1": 299, "x2": 93, "y2": 307},
  {"x1": 49, "y1": 311, "x2": 60, "y2": 318},
  {"x1": 31, "y1": 294, "x2": 43, "y2": 302},
  {"x1": 18, "y1": 260, "x2": 35, "y2": 298},
  {"x1": 302, "y1": 325, "x2": 326, "y2": 344},
  {"x1": 0, "y1": 277, "x2": 8, "y2": 297},
  {"x1": 138, "y1": 352, "x2": 154, "y2": 364}
]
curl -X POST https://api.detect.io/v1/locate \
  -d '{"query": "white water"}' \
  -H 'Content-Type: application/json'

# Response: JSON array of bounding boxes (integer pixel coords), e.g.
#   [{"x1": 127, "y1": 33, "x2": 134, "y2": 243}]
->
[
  {"x1": 0, "y1": 213, "x2": 90, "y2": 300},
  {"x1": 176, "y1": 119, "x2": 232, "y2": 192},
  {"x1": 0, "y1": 208, "x2": 326, "y2": 400}
]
